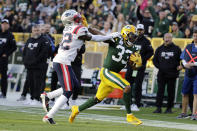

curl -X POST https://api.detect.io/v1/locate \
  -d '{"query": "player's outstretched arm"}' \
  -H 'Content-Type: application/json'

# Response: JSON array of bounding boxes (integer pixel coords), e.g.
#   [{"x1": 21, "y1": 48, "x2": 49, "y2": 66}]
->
[
  {"x1": 78, "y1": 32, "x2": 120, "y2": 42},
  {"x1": 88, "y1": 27, "x2": 105, "y2": 35}
]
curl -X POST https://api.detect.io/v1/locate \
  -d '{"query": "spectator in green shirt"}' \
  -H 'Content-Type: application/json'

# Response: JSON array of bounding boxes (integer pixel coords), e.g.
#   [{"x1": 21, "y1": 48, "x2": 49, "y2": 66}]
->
[
  {"x1": 148, "y1": 5, "x2": 170, "y2": 37},
  {"x1": 187, "y1": 1, "x2": 197, "y2": 17},
  {"x1": 171, "y1": 22, "x2": 184, "y2": 38},
  {"x1": 121, "y1": 0, "x2": 133, "y2": 19},
  {"x1": 176, "y1": 6, "x2": 187, "y2": 32}
]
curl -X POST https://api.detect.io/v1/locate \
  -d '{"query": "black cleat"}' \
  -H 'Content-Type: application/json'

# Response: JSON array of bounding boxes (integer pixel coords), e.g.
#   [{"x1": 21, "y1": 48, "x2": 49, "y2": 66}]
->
[
  {"x1": 164, "y1": 108, "x2": 172, "y2": 114},
  {"x1": 153, "y1": 108, "x2": 162, "y2": 113},
  {"x1": 43, "y1": 116, "x2": 56, "y2": 124},
  {"x1": 0, "y1": 94, "x2": 6, "y2": 99}
]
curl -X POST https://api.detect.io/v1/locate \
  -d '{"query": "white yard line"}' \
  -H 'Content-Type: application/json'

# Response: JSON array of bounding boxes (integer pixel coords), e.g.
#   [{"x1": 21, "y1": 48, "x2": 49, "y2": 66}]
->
[{"x1": 76, "y1": 113, "x2": 197, "y2": 131}]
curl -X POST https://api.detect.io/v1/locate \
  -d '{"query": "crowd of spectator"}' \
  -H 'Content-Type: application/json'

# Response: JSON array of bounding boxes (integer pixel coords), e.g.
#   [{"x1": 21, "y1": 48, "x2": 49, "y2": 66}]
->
[{"x1": 0, "y1": 0, "x2": 196, "y2": 38}]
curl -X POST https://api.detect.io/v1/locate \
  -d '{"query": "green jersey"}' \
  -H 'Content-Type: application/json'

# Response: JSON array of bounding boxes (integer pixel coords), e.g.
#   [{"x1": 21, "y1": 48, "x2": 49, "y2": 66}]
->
[{"x1": 103, "y1": 38, "x2": 137, "y2": 73}]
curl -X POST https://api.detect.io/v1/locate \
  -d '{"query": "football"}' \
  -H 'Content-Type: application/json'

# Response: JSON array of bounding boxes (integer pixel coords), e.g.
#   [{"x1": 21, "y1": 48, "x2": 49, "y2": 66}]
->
[
  {"x1": 128, "y1": 52, "x2": 142, "y2": 70},
  {"x1": 128, "y1": 59, "x2": 139, "y2": 70}
]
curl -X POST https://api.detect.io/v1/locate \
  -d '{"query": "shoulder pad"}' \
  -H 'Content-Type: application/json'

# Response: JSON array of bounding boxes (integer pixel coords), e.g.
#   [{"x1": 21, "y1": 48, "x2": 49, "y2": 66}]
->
[{"x1": 75, "y1": 26, "x2": 89, "y2": 38}]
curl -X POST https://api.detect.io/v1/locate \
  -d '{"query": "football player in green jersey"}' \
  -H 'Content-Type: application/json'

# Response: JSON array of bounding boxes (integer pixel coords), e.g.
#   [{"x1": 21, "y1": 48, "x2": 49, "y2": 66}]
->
[{"x1": 69, "y1": 25, "x2": 142, "y2": 125}]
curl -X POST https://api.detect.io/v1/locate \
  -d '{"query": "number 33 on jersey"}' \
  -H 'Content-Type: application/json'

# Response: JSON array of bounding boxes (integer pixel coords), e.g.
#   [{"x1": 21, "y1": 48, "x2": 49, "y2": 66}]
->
[{"x1": 103, "y1": 37, "x2": 138, "y2": 73}]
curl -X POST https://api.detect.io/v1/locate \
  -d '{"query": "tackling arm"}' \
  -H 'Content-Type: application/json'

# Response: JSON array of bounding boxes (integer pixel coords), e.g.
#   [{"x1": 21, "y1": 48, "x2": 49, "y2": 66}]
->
[
  {"x1": 88, "y1": 27, "x2": 105, "y2": 35},
  {"x1": 78, "y1": 27, "x2": 120, "y2": 42},
  {"x1": 78, "y1": 34, "x2": 113, "y2": 42}
]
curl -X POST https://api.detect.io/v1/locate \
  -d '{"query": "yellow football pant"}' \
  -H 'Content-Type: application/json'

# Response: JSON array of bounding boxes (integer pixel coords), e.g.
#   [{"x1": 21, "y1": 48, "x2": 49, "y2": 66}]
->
[{"x1": 96, "y1": 68, "x2": 130, "y2": 101}]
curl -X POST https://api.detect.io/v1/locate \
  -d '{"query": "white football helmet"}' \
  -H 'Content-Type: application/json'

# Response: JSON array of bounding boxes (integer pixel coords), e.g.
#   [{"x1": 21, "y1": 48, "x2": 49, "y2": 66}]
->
[{"x1": 61, "y1": 9, "x2": 82, "y2": 26}]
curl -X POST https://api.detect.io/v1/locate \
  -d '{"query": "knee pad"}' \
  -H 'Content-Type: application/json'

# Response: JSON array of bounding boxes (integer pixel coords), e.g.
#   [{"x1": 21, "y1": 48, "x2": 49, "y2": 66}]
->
[{"x1": 94, "y1": 97, "x2": 101, "y2": 104}]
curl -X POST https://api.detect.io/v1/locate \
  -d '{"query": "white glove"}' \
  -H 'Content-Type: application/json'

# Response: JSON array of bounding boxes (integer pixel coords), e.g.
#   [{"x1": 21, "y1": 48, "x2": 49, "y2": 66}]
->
[{"x1": 110, "y1": 32, "x2": 121, "y2": 39}]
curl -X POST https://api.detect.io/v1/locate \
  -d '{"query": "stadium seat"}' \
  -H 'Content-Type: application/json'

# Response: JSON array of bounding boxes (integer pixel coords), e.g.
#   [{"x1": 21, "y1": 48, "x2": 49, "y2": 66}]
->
[
  {"x1": 151, "y1": 38, "x2": 163, "y2": 51},
  {"x1": 13, "y1": 33, "x2": 31, "y2": 43},
  {"x1": 173, "y1": 38, "x2": 187, "y2": 50},
  {"x1": 52, "y1": 34, "x2": 62, "y2": 46},
  {"x1": 185, "y1": 39, "x2": 193, "y2": 46}
]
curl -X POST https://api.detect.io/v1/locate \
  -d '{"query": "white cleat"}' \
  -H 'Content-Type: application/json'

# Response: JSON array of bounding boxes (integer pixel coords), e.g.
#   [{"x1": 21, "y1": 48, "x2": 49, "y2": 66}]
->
[{"x1": 131, "y1": 104, "x2": 140, "y2": 111}]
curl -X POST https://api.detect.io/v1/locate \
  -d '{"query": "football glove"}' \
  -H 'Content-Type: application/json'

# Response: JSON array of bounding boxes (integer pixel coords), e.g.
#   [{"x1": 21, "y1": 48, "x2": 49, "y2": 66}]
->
[
  {"x1": 129, "y1": 52, "x2": 142, "y2": 67},
  {"x1": 81, "y1": 14, "x2": 88, "y2": 27}
]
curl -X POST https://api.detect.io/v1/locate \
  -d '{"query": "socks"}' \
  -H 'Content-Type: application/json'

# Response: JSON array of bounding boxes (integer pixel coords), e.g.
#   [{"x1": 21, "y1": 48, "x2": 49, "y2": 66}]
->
[
  {"x1": 47, "y1": 88, "x2": 63, "y2": 99},
  {"x1": 123, "y1": 92, "x2": 131, "y2": 114},
  {"x1": 47, "y1": 95, "x2": 67, "y2": 118},
  {"x1": 79, "y1": 97, "x2": 96, "y2": 112}
]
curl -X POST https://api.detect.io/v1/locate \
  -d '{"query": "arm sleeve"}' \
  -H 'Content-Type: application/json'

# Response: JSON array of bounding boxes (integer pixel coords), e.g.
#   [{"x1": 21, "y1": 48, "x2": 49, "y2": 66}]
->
[
  {"x1": 182, "y1": 59, "x2": 187, "y2": 66},
  {"x1": 153, "y1": 48, "x2": 160, "y2": 69},
  {"x1": 142, "y1": 39, "x2": 154, "y2": 65},
  {"x1": 180, "y1": 49, "x2": 186, "y2": 60},
  {"x1": 54, "y1": 44, "x2": 59, "y2": 54},
  {"x1": 78, "y1": 44, "x2": 86, "y2": 54},
  {"x1": 91, "y1": 35, "x2": 112, "y2": 42},
  {"x1": 6, "y1": 34, "x2": 17, "y2": 56},
  {"x1": 77, "y1": 27, "x2": 89, "y2": 38},
  {"x1": 22, "y1": 44, "x2": 26, "y2": 60},
  {"x1": 148, "y1": 6, "x2": 158, "y2": 20},
  {"x1": 77, "y1": 27, "x2": 113, "y2": 42},
  {"x1": 35, "y1": 39, "x2": 49, "y2": 62},
  {"x1": 180, "y1": 48, "x2": 187, "y2": 67},
  {"x1": 136, "y1": 6, "x2": 143, "y2": 22}
]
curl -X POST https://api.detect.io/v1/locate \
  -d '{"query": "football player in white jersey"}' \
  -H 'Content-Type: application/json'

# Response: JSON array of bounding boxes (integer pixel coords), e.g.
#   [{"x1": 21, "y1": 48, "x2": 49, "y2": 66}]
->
[{"x1": 41, "y1": 9, "x2": 120, "y2": 124}]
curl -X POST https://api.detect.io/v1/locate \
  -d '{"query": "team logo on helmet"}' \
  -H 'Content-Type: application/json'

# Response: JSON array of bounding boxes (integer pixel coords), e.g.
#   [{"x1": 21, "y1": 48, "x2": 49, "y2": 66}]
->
[{"x1": 61, "y1": 10, "x2": 82, "y2": 26}]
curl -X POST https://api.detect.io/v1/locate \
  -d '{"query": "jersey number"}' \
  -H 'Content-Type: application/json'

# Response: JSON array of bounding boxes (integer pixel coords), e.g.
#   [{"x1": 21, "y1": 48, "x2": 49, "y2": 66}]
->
[
  {"x1": 112, "y1": 45, "x2": 132, "y2": 64},
  {"x1": 60, "y1": 33, "x2": 72, "y2": 50}
]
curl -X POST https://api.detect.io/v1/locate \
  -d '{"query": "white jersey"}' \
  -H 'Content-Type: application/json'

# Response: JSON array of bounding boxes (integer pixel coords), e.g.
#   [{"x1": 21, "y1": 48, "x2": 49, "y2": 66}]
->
[{"x1": 53, "y1": 24, "x2": 89, "y2": 65}]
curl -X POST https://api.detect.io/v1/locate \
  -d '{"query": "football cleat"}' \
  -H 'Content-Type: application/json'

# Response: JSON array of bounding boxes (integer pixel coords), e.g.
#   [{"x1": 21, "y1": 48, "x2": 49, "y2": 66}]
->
[
  {"x1": 191, "y1": 114, "x2": 197, "y2": 120},
  {"x1": 69, "y1": 105, "x2": 79, "y2": 123},
  {"x1": 176, "y1": 113, "x2": 189, "y2": 119},
  {"x1": 127, "y1": 114, "x2": 142, "y2": 125},
  {"x1": 43, "y1": 116, "x2": 56, "y2": 124},
  {"x1": 17, "y1": 96, "x2": 26, "y2": 101},
  {"x1": 40, "y1": 93, "x2": 49, "y2": 113},
  {"x1": 131, "y1": 104, "x2": 140, "y2": 112}
]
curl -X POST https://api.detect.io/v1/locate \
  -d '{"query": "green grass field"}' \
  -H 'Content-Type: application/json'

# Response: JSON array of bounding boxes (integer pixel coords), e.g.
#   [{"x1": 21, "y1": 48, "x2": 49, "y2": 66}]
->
[{"x1": 0, "y1": 105, "x2": 196, "y2": 131}]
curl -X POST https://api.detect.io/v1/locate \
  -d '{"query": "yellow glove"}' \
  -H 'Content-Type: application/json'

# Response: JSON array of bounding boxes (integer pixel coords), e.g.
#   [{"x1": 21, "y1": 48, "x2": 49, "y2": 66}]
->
[
  {"x1": 81, "y1": 14, "x2": 88, "y2": 27},
  {"x1": 129, "y1": 52, "x2": 142, "y2": 67}
]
